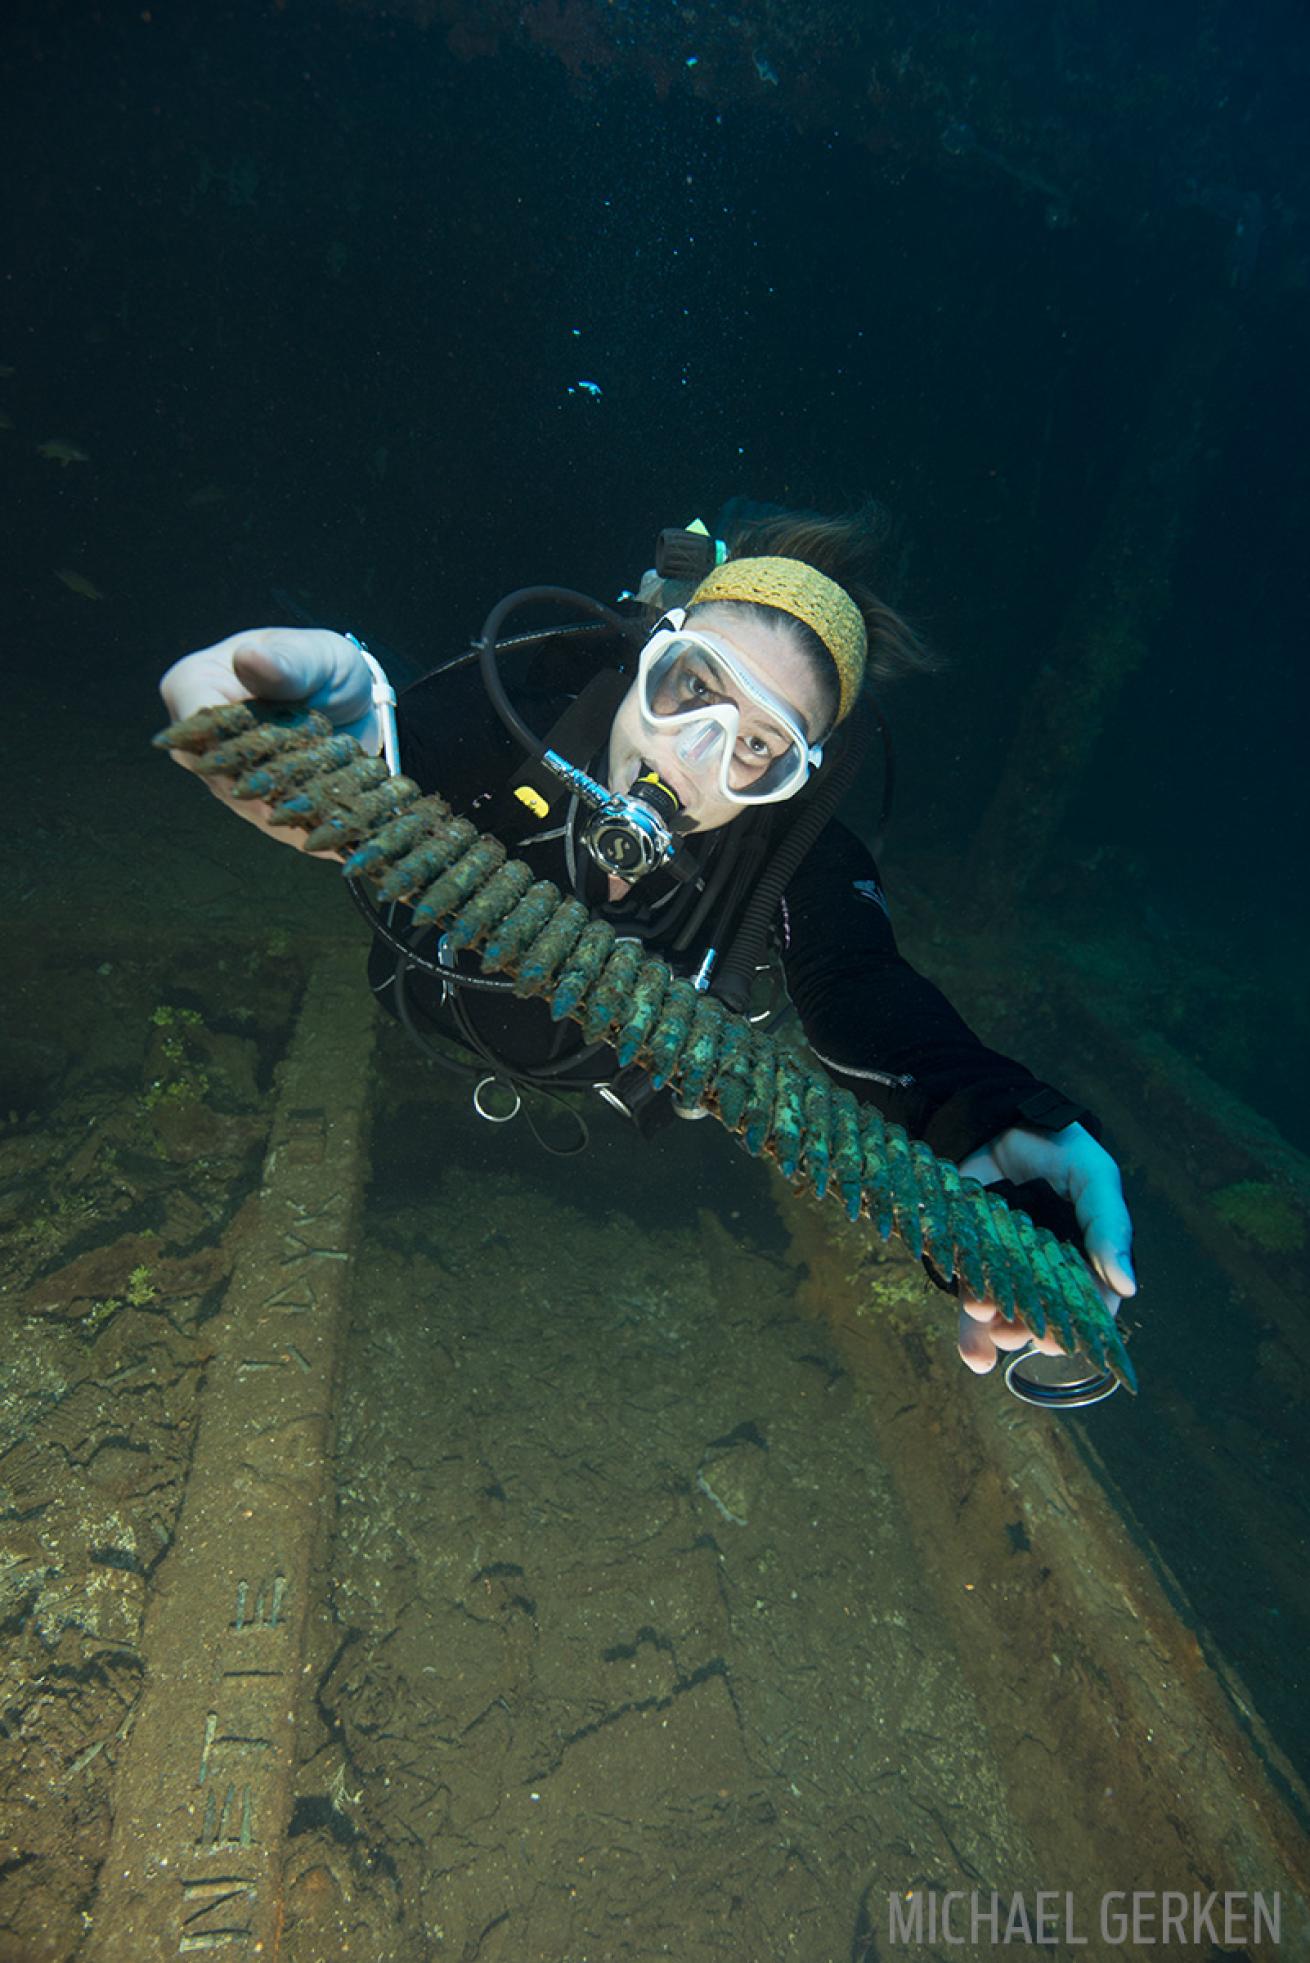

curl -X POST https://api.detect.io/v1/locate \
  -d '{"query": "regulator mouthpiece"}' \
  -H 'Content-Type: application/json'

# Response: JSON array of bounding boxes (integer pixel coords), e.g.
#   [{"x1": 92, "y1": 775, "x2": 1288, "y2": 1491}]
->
[
  {"x1": 584, "y1": 769, "x2": 685, "y2": 880},
  {"x1": 540, "y1": 752, "x2": 690, "y2": 882}
]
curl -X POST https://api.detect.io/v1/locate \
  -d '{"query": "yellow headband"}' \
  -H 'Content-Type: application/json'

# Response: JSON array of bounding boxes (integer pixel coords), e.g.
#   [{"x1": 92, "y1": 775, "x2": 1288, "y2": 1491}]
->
[{"x1": 688, "y1": 555, "x2": 867, "y2": 725}]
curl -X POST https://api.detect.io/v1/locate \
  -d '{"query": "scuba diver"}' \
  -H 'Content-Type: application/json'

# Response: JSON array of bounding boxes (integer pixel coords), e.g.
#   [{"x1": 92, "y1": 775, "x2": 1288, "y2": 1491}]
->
[{"x1": 160, "y1": 502, "x2": 1137, "y2": 1382}]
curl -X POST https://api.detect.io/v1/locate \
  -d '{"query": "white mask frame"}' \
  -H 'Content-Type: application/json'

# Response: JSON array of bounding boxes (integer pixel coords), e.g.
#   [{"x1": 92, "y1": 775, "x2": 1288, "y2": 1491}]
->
[{"x1": 633, "y1": 610, "x2": 824, "y2": 806}]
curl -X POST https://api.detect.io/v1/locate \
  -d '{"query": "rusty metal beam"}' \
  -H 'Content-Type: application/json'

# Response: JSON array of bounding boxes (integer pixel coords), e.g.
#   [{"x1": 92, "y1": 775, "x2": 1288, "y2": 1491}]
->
[
  {"x1": 778, "y1": 1195, "x2": 1310, "y2": 1963},
  {"x1": 84, "y1": 953, "x2": 374, "y2": 1961}
]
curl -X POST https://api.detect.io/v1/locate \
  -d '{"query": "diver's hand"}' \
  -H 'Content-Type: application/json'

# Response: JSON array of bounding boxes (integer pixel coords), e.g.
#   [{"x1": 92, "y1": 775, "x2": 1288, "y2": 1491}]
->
[
  {"x1": 160, "y1": 626, "x2": 380, "y2": 745},
  {"x1": 160, "y1": 628, "x2": 377, "y2": 857},
  {"x1": 953, "y1": 1122, "x2": 1137, "y2": 1374}
]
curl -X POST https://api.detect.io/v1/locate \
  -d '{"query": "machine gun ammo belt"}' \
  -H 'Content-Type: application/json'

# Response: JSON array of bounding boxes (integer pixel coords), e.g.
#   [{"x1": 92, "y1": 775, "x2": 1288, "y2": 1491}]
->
[{"x1": 156, "y1": 703, "x2": 1135, "y2": 1391}]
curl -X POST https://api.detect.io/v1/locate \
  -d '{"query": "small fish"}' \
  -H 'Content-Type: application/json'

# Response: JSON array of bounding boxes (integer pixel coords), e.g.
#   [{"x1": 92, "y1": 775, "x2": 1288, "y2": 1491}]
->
[
  {"x1": 0, "y1": 364, "x2": 14, "y2": 378},
  {"x1": 56, "y1": 568, "x2": 105, "y2": 600},
  {"x1": 185, "y1": 483, "x2": 227, "y2": 508},
  {"x1": 0, "y1": 412, "x2": 12, "y2": 431},
  {"x1": 37, "y1": 439, "x2": 90, "y2": 466}
]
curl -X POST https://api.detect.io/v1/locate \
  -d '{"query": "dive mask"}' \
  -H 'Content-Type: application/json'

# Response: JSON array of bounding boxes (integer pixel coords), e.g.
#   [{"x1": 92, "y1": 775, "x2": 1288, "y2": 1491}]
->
[{"x1": 635, "y1": 612, "x2": 823, "y2": 806}]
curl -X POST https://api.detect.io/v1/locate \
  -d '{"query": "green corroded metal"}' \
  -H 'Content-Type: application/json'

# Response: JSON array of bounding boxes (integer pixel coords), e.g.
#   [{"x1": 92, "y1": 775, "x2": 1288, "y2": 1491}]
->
[
  {"x1": 518, "y1": 897, "x2": 589, "y2": 996},
  {"x1": 681, "y1": 996, "x2": 727, "y2": 1108},
  {"x1": 413, "y1": 832, "x2": 505, "y2": 924},
  {"x1": 378, "y1": 817, "x2": 478, "y2": 903},
  {"x1": 343, "y1": 797, "x2": 455, "y2": 875},
  {"x1": 616, "y1": 960, "x2": 669, "y2": 1068},
  {"x1": 482, "y1": 879, "x2": 561, "y2": 970},
  {"x1": 552, "y1": 919, "x2": 617, "y2": 1021},
  {"x1": 444, "y1": 860, "x2": 535, "y2": 952},
  {"x1": 580, "y1": 939, "x2": 643, "y2": 1044},
  {"x1": 156, "y1": 704, "x2": 1136, "y2": 1390}
]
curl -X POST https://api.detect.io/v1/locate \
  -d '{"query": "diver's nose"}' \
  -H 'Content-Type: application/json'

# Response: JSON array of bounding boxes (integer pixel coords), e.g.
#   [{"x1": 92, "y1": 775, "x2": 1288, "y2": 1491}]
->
[{"x1": 675, "y1": 718, "x2": 725, "y2": 772}]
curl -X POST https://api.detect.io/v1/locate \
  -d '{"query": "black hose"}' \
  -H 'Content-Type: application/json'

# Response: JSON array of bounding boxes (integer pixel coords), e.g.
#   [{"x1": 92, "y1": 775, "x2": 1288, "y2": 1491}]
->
[
  {"x1": 347, "y1": 875, "x2": 518, "y2": 990},
  {"x1": 350, "y1": 878, "x2": 613, "y2": 1090},
  {"x1": 420, "y1": 618, "x2": 618, "y2": 685},
  {"x1": 477, "y1": 587, "x2": 641, "y2": 755}
]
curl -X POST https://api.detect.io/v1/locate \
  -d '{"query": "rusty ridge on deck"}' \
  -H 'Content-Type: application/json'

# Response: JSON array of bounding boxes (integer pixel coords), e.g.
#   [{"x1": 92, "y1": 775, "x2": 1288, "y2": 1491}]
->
[{"x1": 156, "y1": 705, "x2": 1134, "y2": 1390}]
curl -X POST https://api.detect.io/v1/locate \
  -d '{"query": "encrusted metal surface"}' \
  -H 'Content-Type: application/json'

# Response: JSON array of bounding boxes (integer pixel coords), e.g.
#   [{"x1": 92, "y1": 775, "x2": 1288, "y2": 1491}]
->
[{"x1": 158, "y1": 705, "x2": 1135, "y2": 1389}]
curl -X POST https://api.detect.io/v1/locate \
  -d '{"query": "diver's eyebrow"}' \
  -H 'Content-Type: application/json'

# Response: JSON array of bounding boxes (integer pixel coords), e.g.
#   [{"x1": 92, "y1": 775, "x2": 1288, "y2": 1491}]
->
[{"x1": 695, "y1": 636, "x2": 809, "y2": 735}]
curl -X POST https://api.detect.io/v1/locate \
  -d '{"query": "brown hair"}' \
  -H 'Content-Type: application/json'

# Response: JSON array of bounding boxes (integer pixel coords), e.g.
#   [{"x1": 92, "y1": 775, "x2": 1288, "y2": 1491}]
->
[
  {"x1": 730, "y1": 501, "x2": 934, "y2": 674},
  {"x1": 702, "y1": 500, "x2": 937, "y2": 730}
]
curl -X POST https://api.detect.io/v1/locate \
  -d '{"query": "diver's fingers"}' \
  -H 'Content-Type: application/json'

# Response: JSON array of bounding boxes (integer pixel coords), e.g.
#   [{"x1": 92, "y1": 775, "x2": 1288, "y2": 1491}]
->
[
  {"x1": 1092, "y1": 1272, "x2": 1126, "y2": 1320},
  {"x1": 231, "y1": 629, "x2": 372, "y2": 718},
  {"x1": 232, "y1": 631, "x2": 382, "y2": 748},
  {"x1": 956, "y1": 1309, "x2": 997, "y2": 1374},
  {"x1": 961, "y1": 1295, "x2": 1065, "y2": 1354},
  {"x1": 1068, "y1": 1157, "x2": 1137, "y2": 1301},
  {"x1": 990, "y1": 1319, "x2": 1049, "y2": 1353},
  {"x1": 160, "y1": 636, "x2": 258, "y2": 722},
  {"x1": 1085, "y1": 1236, "x2": 1137, "y2": 1303},
  {"x1": 960, "y1": 1296, "x2": 1050, "y2": 1345},
  {"x1": 161, "y1": 627, "x2": 372, "y2": 729}
]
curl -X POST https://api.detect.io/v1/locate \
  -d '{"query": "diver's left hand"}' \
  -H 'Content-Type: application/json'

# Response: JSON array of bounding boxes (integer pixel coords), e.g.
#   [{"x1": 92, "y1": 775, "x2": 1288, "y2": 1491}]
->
[{"x1": 953, "y1": 1122, "x2": 1137, "y2": 1374}]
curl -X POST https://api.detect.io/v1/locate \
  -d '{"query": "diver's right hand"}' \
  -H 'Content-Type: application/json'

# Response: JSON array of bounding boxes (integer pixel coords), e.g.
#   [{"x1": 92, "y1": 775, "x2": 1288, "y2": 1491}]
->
[
  {"x1": 160, "y1": 626, "x2": 381, "y2": 745},
  {"x1": 160, "y1": 627, "x2": 378, "y2": 857}
]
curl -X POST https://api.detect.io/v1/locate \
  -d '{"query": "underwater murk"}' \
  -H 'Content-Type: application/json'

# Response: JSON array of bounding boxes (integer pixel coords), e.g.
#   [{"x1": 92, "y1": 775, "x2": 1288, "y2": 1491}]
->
[{"x1": 1, "y1": 1, "x2": 1308, "y2": 1958}]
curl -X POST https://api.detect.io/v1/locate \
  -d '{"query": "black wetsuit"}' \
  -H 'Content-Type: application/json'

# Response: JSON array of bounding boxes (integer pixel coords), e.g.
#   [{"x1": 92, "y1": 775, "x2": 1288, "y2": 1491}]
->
[{"x1": 368, "y1": 635, "x2": 1092, "y2": 1219}]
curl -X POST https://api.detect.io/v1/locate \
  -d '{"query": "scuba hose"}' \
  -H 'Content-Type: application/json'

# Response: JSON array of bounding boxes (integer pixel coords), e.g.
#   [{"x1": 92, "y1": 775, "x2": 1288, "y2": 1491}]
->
[
  {"x1": 477, "y1": 587, "x2": 642, "y2": 754},
  {"x1": 346, "y1": 587, "x2": 644, "y2": 1137},
  {"x1": 348, "y1": 880, "x2": 606, "y2": 1153}
]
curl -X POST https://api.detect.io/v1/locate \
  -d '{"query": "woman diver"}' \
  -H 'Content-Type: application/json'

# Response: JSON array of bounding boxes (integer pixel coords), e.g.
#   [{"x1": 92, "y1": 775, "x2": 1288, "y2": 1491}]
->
[{"x1": 160, "y1": 504, "x2": 1137, "y2": 1383}]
